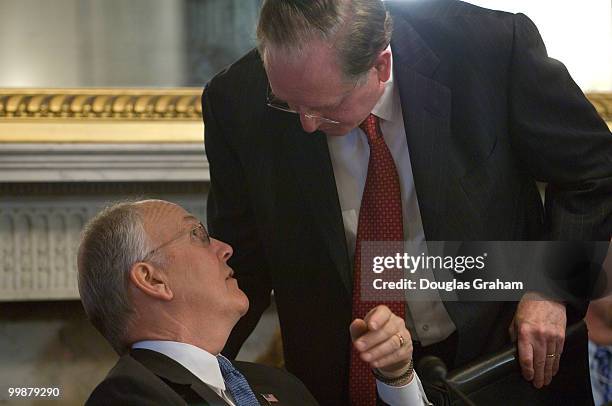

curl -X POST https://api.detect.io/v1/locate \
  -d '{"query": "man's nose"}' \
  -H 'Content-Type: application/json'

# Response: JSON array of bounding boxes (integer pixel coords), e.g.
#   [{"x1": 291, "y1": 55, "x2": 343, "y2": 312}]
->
[
  {"x1": 212, "y1": 238, "x2": 233, "y2": 261},
  {"x1": 299, "y1": 113, "x2": 320, "y2": 133}
]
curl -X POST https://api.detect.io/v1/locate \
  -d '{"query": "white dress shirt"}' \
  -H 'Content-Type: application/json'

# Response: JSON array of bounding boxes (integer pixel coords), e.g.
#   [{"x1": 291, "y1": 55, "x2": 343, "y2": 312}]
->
[
  {"x1": 326, "y1": 47, "x2": 457, "y2": 347},
  {"x1": 377, "y1": 372, "x2": 432, "y2": 406},
  {"x1": 132, "y1": 340, "x2": 237, "y2": 406}
]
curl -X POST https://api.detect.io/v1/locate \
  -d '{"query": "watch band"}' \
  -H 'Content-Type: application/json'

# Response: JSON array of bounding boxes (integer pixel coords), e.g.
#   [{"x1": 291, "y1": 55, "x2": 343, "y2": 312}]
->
[{"x1": 372, "y1": 358, "x2": 414, "y2": 387}]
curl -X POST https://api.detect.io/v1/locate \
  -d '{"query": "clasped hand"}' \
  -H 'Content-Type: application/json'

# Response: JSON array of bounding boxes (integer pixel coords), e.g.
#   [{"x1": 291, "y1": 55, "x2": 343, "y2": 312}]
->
[{"x1": 350, "y1": 305, "x2": 414, "y2": 379}]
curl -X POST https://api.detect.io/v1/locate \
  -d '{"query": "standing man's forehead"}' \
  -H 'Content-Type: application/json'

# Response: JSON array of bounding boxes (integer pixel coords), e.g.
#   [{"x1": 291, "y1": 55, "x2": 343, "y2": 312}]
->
[
  {"x1": 265, "y1": 39, "x2": 343, "y2": 77},
  {"x1": 266, "y1": 42, "x2": 350, "y2": 102}
]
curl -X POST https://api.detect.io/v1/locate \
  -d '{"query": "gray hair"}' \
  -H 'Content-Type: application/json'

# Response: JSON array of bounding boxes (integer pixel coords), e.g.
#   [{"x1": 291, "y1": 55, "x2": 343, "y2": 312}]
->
[
  {"x1": 257, "y1": 0, "x2": 392, "y2": 82},
  {"x1": 77, "y1": 201, "x2": 156, "y2": 354}
]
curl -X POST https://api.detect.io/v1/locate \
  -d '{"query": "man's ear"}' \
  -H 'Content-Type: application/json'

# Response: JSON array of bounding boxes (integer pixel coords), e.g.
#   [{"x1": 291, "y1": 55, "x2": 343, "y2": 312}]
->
[
  {"x1": 374, "y1": 48, "x2": 392, "y2": 83},
  {"x1": 129, "y1": 262, "x2": 173, "y2": 301}
]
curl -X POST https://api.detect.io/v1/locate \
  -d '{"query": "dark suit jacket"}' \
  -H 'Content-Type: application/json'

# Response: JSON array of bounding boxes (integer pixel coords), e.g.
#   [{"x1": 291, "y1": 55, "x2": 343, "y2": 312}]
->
[
  {"x1": 86, "y1": 349, "x2": 318, "y2": 405},
  {"x1": 203, "y1": 0, "x2": 612, "y2": 404}
]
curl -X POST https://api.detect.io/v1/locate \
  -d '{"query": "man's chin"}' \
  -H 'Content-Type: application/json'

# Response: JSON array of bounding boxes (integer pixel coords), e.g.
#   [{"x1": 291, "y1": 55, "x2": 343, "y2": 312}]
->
[
  {"x1": 234, "y1": 287, "x2": 249, "y2": 314},
  {"x1": 238, "y1": 295, "x2": 249, "y2": 317}
]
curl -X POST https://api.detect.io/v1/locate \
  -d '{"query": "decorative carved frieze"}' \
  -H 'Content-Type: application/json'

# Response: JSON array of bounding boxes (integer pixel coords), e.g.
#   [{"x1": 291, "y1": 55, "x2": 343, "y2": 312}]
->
[{"x1": 0, "y1": 203, "x2": 91, "y2": 300}]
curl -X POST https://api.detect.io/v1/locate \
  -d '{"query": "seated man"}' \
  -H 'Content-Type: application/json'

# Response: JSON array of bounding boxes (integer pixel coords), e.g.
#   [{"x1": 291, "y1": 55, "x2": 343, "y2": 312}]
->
[{"x1": 77, "y1": 199, "x2": 319, "y2": 405}]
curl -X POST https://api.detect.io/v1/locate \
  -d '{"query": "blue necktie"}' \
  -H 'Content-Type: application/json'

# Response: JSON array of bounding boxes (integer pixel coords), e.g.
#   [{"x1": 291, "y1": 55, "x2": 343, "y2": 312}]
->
[
  {"x1": 594, "y1": 345, "x2": 612, "y2": 403},
  {"x1": 217, "y1": 355, "x2": 259, "y2": 406}
]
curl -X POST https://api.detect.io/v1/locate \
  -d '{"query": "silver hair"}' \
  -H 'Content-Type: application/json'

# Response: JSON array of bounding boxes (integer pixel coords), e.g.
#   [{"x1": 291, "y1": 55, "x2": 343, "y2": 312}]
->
[
  {"x1": 257, "y1": 0, "x2": 392, "y2": 82},
  {"x1": 77, "y1": 201, "x2": 158, "y2": 354}
]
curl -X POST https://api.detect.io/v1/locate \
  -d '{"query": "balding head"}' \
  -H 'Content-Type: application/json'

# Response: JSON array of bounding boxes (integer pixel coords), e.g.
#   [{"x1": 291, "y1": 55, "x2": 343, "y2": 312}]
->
[
  {"x1": 78, "y1": 199, "x2": 246, "y2": 354},
  {"x1": 257, "y1": 0, "x2": 392, "y2": 81}
]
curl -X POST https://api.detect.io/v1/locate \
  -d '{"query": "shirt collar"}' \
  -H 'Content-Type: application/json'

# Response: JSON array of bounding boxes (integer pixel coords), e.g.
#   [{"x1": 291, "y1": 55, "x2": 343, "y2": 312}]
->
[
  {"x1": 371, "y1": 45, "x2": 397, "y2": 123},
  {"x1": 132, "y1": 340, "x2": 226, "y2": 392}
]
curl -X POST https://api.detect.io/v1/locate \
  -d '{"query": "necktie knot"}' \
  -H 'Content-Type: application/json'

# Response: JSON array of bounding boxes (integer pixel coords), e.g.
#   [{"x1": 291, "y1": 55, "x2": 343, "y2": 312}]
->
[
  {"x1": 359, "y1": 113, "x2": 383, "y2": 146},
  {"x1": 217, "y1": 354, "x2": 237, "y2": 377},
  {"x1": 217, "y1": 355, "x2": 259, "y2": 406}
]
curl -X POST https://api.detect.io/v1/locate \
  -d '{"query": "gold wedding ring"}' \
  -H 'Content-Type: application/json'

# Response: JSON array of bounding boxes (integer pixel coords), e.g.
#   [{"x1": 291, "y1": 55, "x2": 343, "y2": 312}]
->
[
  {"x1": 546, "y1": 353, "x2": 557, "y2": 359},
  {"x1": 397, "y1": 333, "x2": 406, "y2": 347}
]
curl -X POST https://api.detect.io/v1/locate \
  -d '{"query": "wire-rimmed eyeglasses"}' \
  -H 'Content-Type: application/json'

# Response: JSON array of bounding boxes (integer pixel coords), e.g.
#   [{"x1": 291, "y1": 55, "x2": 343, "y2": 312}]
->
[
  {"x1": 265, "y1": 85, "x2": 341, "y2": 125},
  {"x1": 141, "y1": 222, "x2": 210, "y2": 262}
]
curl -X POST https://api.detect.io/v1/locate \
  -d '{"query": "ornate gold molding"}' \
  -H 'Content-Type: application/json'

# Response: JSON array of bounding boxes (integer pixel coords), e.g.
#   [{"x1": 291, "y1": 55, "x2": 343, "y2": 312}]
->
[
  {"x1": 0, "y1": 88, "x2": 203, "y2": 142},
  {"x1": 0, "y1": 88, "x2": 202, "y2": 120}
]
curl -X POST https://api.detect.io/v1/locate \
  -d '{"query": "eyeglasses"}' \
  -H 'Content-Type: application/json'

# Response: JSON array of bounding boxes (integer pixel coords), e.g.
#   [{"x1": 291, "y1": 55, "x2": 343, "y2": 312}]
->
[
  {"x1": 142, "y1": 222, "x2": 210, "y2": 262},
  {"x1": 266, "y1": 85, "x2": 342, "y2": 125}
]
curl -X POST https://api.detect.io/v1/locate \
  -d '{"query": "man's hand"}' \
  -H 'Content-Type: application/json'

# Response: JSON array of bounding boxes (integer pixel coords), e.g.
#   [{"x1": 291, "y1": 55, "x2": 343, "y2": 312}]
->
[
  {"x1": 350, "y1": 305, "x2": 413, "y2": 379},
  {"x1": 509, "y1": 292, "x2": 566, "y2": 388}
]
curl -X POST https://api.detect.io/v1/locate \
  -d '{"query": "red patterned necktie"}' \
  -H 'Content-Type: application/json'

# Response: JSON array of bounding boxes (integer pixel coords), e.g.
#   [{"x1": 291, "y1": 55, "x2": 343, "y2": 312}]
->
[{"x1": 349, "y1": 114, "x2": 406, "y2": 406}]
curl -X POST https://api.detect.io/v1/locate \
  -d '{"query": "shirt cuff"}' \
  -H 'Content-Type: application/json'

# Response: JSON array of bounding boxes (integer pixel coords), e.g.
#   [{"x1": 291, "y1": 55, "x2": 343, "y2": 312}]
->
[{"x1": 376, "y1": 371, "x2": 431, "y2": 406}]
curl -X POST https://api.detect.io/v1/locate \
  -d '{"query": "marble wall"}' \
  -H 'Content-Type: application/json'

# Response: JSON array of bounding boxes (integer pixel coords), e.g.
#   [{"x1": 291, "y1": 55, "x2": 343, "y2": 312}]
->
[{"x1": 0, "y1": 0, "x2": 261, "y2": 87}]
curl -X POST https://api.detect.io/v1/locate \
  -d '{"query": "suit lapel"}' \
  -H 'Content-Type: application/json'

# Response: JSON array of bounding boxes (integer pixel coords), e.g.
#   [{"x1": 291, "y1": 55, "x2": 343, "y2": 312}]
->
[
  {"x1": 234, "y1": 361, "x2": 303, "y2": 406},
  {"x1": 130, "y1": 349, "x2": 227, "y2": 406},
  {"x1": 277, "y1": 115, "x2": 352, "y2": 295},
  {"x1": 388, "y1": 9, "x2": 474, "y2": 329},
  {"x1": 390, "y1": 11, "x2": 453, "y2": 242},
  {"x1": 190, "y1": 381, "x2": 228, "y2": 406}
]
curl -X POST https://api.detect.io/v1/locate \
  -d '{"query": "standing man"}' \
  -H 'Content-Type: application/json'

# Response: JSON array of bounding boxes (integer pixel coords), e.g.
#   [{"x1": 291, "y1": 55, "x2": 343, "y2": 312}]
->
[{"x1": 203, "y1": 0, "x2": 612, "y2": 404}]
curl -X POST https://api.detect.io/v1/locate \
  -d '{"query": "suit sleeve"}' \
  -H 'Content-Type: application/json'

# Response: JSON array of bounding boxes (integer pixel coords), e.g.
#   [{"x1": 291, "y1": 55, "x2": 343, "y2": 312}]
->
[
  {"x1": 508, "y1": 13, "x2": 612, "y2": 241},
  {"x1": 507, "y1": 13, "x2": 612, "y2": 317},
  {"x1": 203, "y1": 82, "x2": 273, "y2": 358}
]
